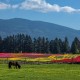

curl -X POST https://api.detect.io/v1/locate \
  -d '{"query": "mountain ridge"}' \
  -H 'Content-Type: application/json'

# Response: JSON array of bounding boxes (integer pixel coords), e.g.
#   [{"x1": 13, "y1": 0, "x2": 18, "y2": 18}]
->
[{"x1": 0, "y1": 18, "x2": 80, "y2": 43}]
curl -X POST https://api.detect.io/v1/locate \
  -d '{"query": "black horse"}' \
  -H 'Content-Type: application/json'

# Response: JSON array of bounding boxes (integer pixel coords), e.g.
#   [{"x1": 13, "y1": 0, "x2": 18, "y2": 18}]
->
[{"x1": 8, "y1": 61, "x2": 21, "y2": 69}]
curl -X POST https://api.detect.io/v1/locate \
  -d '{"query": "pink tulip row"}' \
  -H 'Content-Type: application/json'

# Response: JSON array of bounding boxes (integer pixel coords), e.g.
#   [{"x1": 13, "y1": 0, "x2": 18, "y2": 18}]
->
[{"x1": 0, "y1": 53, "x2": 51, "y2": 58}]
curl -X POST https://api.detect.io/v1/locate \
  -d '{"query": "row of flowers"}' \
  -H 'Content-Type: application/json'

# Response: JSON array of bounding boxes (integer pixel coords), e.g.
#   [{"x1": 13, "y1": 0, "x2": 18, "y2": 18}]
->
[
  {"x1": 0, "y1": 53, "x2": 51, "y2": 58},
  {"x1": 0, "y1": 53, "x2": 80, "y2": 63}
]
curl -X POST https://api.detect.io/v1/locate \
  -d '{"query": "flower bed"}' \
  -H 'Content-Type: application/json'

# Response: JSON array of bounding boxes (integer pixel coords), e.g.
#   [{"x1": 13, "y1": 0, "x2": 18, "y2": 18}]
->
[{"x1": 0, "y1": 53, "x2": 80, "y2": 63}]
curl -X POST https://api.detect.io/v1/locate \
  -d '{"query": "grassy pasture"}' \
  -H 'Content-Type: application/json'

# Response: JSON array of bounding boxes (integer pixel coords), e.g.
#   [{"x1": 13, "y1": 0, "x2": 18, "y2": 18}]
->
[{"x1": 0, "y1": 64, "x2": 80, "y2": 80}]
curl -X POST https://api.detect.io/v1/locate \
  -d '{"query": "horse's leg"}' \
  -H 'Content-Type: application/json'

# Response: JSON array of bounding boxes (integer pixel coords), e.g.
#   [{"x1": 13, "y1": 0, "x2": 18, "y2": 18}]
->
[
  {"x1": 8, "y1": 62, "x2": 12, "y2": 69},
  {"x1": 14, "y1": 62, "x2": 17, "y2": 69},
  {"x1": 17, "y1": 63, "x2": 21, "y2": 69}
]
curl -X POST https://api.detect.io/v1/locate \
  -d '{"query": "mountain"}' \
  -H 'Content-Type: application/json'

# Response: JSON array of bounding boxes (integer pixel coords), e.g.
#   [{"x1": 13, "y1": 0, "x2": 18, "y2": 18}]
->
[{"x1": 0, "y1": 18, "x2": 80, "y2": 43}]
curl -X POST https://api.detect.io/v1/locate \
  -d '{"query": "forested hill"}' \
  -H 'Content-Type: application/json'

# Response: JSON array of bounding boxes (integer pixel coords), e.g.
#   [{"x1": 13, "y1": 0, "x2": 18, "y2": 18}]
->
[{"x1": 0, "y1": 18, "x2": 80, "y2": 43}]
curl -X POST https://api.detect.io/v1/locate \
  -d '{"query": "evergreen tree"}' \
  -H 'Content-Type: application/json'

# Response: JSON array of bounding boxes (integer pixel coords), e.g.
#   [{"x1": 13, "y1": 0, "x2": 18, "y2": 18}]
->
[
  {"x1": 71, "y1": 41, "x2": 79, "y2": 54},
  {"x1": 49, "y1": 40, "x2": 54, "y2": 53},
  {"x1": 45, "y1": 38, "x2": 50, "y2": 53},
  {"x1": 53, "y1": 38, "x2": 60, "y2": 53},
  {"x1": 71, "y1": 37, "x2": 80, "y2": 54},
  {"x1": 0, "y1": 36, "x2": 3, "y2": 52},
  {"x1": 33, "y1": 38, "x2": 38, "y2": 53},
  {"x1": 23, "y1": 35, "x2": 33, "y2": 53},
  {"x1": 74, "y1": 37, "x2": 80, "y2": 52},
  {"x1": 58, "y1": 38, "x2": 63, "y2": 53},
  {"x1": 63, "y1": 37, "x2": 70, "y2": 53},
  {"x1": 41, "y1": 37, "x2": 45, "y2": 53}
]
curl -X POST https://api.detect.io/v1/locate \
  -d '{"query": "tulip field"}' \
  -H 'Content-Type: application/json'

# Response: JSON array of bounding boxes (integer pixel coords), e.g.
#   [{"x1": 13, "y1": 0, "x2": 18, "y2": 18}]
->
[
  {"x1": 0, "y1": 53, "x2": 80, "y2": 63},
  {"x1": 0, "y1": 53, "x2": 80, "y2": 80}
]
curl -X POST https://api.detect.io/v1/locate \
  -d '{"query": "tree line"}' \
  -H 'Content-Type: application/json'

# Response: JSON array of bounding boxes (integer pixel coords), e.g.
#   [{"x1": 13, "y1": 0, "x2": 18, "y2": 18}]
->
[{"x1": 0, "y1": 34, "x2": 80, "y2": 54}]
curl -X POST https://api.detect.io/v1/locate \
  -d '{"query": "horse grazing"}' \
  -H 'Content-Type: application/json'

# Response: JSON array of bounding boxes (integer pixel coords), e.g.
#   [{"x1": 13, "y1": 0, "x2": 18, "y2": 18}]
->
[{"x1": 8, "y1": 61, "x2": 21, "y2": 69}]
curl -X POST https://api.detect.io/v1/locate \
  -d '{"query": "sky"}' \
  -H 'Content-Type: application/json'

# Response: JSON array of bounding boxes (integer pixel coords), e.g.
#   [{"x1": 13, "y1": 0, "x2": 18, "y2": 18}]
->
[{"x1": 0, "y1": 0, "x2": 80, "y2": 30}]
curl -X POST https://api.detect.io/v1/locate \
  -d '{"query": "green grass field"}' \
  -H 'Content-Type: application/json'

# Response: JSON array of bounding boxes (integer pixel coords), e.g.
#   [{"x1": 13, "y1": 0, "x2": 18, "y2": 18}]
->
[{"x1": 0, "y1": 64, "x2": 80, "y2": 80}]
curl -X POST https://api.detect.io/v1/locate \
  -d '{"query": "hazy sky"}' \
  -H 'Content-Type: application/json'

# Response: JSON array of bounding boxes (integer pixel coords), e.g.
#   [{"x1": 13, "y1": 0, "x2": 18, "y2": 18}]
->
[{"x1": 0, "y1": 0, "x2": 80, "y2": 30}]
